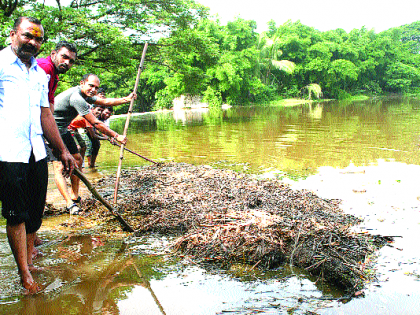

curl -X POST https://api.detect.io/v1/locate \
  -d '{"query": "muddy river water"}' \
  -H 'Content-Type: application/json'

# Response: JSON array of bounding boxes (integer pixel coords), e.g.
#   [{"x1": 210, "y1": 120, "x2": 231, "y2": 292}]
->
[{"x1": 1, "y1": 96, "x2": 420, "y2": 314}]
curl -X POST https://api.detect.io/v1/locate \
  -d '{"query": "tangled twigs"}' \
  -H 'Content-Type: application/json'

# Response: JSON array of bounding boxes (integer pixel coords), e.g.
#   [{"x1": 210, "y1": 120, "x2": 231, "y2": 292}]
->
[{"x1": 82, "y1": 163, "x2": 392, "y2": 293}]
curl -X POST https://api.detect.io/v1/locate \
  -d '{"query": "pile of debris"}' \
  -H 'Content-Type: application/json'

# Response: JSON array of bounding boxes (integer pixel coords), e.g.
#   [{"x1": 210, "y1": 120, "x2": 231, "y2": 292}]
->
[{"x1": 81, "y1": 163, "x2": 391, "y2": 293}]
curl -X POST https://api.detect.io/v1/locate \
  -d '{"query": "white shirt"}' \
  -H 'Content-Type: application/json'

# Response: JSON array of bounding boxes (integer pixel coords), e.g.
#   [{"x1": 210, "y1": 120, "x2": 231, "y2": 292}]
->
[{"x1": 0, "y1": 46, "x2": 49, "y2": 163}]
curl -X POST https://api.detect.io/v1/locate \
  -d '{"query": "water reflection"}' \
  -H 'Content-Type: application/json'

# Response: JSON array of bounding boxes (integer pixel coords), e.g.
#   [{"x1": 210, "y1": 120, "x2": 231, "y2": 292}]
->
[
  {"x1": 100, "y1": 97, "x2": 420, "y2": 179},
  {"x1": 0, "y1": 233, "x2": 167, "y2": 315},
  {"x1": 290, "y1": 160, "x2": 420, "y2": 315},
  {"x1": 172, "y1": 108, "x2": 210, "y2": 125},
  {"x1": 0, "y1": 228, "x2": 343, "y2": 315}
]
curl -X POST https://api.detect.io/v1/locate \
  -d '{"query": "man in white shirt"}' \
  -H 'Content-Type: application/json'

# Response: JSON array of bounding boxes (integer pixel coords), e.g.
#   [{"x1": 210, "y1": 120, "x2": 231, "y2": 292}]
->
[{"x1": 0, "y1": 16, "x2": 75, "y2": 294}]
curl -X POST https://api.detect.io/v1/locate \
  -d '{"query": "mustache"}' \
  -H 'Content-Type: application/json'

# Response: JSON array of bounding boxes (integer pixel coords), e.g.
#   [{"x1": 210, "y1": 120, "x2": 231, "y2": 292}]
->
[
  {"x1": 57, "y1": 63, "x2": 69, "y2": 73},
  {"x1": 17, "y1": 43, "x2": 37, "y2": 55}
]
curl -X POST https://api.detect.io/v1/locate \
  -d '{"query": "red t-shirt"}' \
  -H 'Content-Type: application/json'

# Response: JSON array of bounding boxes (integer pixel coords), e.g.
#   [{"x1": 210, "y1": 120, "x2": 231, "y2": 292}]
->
[
  {"x1": 68, "y1": 115, "x2": 93, "y2": 131},
  {"x1": 37, "y1": 56, "x2": 59, "y2": 105}
]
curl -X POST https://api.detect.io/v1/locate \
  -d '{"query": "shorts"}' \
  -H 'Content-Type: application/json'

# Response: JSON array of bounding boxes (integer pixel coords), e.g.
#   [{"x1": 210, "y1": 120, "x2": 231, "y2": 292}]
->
[
  {"x1": 70, "y1": 129, "x2": 87, "y2": 150},
  {"x1": 60, "y1": 130, "x2": 79, "y2": 155},
  {"x1": 83, "y1": 133, "x2": 101, "y2": 157},
  {"x1": 0, "y1": 153, "x2": 48, "y2": 233},
  {"x1": 80, "y1": 132, "x2": 92, "y2": 155},
  {"x1": 43, "y1": 136, "x2": 57, "y2": 162}
]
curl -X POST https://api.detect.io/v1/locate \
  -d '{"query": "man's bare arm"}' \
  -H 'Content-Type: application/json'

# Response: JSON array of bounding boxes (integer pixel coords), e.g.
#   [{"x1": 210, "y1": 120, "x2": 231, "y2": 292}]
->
[
  {"x1": 83, "y1": 112, "x2": 127, "y2": 144},
  {"x1": 94, "y1": 92, "x2": 136, "y2": 107},
  {"x1": 94, "y1": 129, "x2": 108, "y2": 140},
  {"x1": 86, "y1": 126, "x2": 96, "y2": 139},
  {"x1": 40, "y1": 107, "x2": 75, "y2": 176}
]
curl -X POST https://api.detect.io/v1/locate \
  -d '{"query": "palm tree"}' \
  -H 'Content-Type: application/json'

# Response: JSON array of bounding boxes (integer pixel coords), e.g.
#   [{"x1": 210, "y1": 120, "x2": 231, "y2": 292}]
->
[{"x1": 257, "y1": 33, "x2": 296, "y2": 86}]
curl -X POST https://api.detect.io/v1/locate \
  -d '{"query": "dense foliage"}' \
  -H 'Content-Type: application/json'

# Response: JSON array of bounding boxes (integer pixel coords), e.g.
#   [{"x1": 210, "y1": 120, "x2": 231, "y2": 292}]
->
[{"x1": 1, "y1": 1, "x2": 419, "y2": 112}]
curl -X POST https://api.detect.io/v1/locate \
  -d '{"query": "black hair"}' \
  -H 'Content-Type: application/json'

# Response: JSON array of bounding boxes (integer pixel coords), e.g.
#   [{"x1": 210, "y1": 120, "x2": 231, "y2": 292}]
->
[
  {"x1": 54, "y1": 41, "x2": 77, "y2": 55},
  {"x1": 13, "y1": 17, "x2": 42, "y2": 31}
]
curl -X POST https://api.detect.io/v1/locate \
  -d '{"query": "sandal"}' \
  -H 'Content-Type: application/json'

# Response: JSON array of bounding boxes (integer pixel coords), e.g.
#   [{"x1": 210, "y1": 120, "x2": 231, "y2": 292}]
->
[
  {"x1": 72, "y1": 196, "x2": 82, "y2": 204},
  {"x1": 67, "y1": 203, "x2": 81, "y2": 215}
]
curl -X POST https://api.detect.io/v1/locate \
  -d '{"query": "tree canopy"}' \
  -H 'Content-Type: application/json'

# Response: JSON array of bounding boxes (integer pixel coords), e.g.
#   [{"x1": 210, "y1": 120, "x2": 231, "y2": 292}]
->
[{"x1": 1, "y1": 1, "x2": 420, "y2": 112}]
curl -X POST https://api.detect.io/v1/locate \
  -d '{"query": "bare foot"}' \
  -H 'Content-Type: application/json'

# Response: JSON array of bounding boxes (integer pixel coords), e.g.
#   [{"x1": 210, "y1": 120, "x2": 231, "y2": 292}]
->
[
  {"x1": 32, "y1": 247, "x2": 44, "y2": 260},
  {"x1": 23, "y1": 281, "x2": 42, "y2": 295},
  {"x1": 28, "y1": 264, "x2": 43, "y2": 272},
  {"x1": 21, "y1": 274, "x2": 42, "y2": 295},
  {"x1": 34, "y1": 235, "x2": 43, "y2": 247}
]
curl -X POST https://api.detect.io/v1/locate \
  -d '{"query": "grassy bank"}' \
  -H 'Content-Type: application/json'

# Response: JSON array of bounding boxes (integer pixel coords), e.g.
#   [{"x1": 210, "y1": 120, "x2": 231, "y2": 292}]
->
[
  {"x1": 268, "y1": 98, "x2": 314, "y2": 106},
  {"x1": 264, "y1": 95, "x2": 371, "y2": 107}
]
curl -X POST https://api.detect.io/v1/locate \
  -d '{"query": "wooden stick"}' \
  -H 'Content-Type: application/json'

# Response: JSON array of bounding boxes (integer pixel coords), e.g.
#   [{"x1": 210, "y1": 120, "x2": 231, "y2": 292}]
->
[
  {"x1": 73, "y1": 168, "x2": 135, "y2": 232},
  {"x1": 105, "y1": 136, "x2": 159, "y2": 165},
  {"x1": 113, "y1": 42, "x2": 149, "y2": 204}
]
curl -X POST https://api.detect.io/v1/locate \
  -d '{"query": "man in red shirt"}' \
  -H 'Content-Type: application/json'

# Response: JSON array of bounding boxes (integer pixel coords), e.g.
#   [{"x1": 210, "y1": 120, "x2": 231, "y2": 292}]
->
[
  {"x1": 68, "y1": 106, "x2": 104, "y2": 160},
  {"x1": 37, "y1": 41, "x2": 77, "y2": 113},
  {"x1": 34, "y1": 42, "x2": 77, "y2": 252}
]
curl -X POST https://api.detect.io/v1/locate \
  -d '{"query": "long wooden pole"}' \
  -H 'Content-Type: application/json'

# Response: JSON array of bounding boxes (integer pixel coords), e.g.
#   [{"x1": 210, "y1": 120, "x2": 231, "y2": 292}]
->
[{"x1": 113, "y1": 42, "x2": 149, "y2": 204}]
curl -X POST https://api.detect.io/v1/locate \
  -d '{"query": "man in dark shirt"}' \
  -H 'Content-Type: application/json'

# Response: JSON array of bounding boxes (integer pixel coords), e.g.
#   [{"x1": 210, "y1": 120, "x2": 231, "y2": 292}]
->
[{"x1": 53, "y1": 73, "x2": 135, "y2": 214}]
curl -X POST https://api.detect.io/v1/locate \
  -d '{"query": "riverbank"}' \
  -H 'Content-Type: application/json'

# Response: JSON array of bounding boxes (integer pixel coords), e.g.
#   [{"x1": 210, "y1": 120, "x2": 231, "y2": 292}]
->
[
  {"x1": 267, "y1": 98, "x2": 315, "y2": 106},
  {"x1": 110, "y1": 98, "x2": 326, "y2": 121},
  {"x1": 266, "y1": 96, "x2": 371, "y2": 107}
]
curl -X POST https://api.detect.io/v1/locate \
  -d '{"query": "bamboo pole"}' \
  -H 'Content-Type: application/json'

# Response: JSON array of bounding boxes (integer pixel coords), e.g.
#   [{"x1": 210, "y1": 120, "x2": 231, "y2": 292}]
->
[
  {"x1": 113, "y1": 42, "x2": 149, "y2": 204},
  {"x1": 73, "y1": 168, "x2": 135, "y2": 232}
]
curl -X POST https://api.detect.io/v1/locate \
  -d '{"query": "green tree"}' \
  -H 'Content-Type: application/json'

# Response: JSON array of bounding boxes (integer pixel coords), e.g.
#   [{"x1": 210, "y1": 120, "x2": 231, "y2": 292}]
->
[
  {"x1": 257, "y1": 32, "x2": 296, "y2": 87},
  {"x1": 384, "y1": 62, "x2": 420, "y2": 93},
  {"x1": 1, "y1": 0, "x2": 209, "y2": 106},
  {"x1": 151, "y1": 17, "x2": 265, "y2": 107}
]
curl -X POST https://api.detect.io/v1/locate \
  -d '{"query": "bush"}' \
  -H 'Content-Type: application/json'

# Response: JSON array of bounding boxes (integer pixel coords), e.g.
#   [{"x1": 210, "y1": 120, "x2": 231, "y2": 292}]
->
[
  {"x1": 153, "y1": 89, "x2": 174, "y2": 110},
  {"x1": 202, "y1": 86, "x2": 223, "y2": 108}
]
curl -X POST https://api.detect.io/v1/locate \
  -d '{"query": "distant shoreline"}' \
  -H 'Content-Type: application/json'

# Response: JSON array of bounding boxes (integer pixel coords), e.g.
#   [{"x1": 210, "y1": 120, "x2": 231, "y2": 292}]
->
[{"x1": 109, "y1": 98, "x2": 334, "y2": 121}]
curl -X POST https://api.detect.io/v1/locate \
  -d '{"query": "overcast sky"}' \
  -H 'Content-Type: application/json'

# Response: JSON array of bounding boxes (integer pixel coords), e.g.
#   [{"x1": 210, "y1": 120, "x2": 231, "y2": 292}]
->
[{"x1": 197, "y1": 0, "x2": 420, "y2": 33}]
